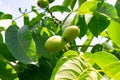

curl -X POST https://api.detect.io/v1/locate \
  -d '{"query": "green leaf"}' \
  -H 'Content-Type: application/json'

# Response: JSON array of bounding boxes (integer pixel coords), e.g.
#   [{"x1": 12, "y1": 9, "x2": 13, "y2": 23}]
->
[
  {"x1": 0, "y1": 14, "x2": 12, "y2": 20},
  {"x1": 115, "y1": 0, "x2": 120, "y2": 18},
  {"x1": 81, "y1": 31, "x2": 94, "y2": 52},
  {"x1": 50, "y1": 5, "x2": 71, "y2": 13},
  {"x1": 115, "y1": 72, "x2": 120, "y2": 80},
  {"x1": 0, "y1": 12, "x2": 4, "y2": 17},
  {"x1": 103, "y1": 62, "x2": 120, "y2": 78},
  {"x1": 29, "y1": 13, "x2": 44, "y2": 27},
  {"x1": 23, "y1": 14, "x2": 29, "y2": 26},
  {"x1": 0, "y1": 33, "x2": 3, "y2": 43},
  {"x1": 51, "y1": 50, "x2": 104, "y2": 80},
  {"x1": 108, "y1": 20, "x2": 120, "y2": 48},
  {"x1": 96, "y1": 2, "x2": 118, "y2": 19},
  {"x1": 0, "y1": 60, "x2": 18, "y2": 80},
  {"x1": 70, "y1": 0, "x2": 77, "y2": 10},
  {"x1": 91, "y1": 51, "x2": 119, "y2": 69},
  {"x1": 88, "y1": 13, "x2": 110, "y2": 37},
  {"x1": 91, "y1": 51, "x2": 120, "y2": 78},
  {"x1": 0, "y1": 43, "x2": 16, "y2": 62},
  {"x1": 78, "y1": 0, "x2": 86, "y2": 7},
  {"x1": 0, "y1": 27, "x2": 5, "y2": 32},
  {"x1": 5, "y1": 25, "x2": 37, "y2": 64},
  {"x1": 78, "y1": 1, "x2": 99, "y2": 14},
  {"x1": 62, "y1": 0, "x2": 71, "y2": 8}
]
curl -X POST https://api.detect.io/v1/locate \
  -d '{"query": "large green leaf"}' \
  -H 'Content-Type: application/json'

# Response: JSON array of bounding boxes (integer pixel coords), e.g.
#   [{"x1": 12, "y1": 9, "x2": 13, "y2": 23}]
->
[
  {"x1": 0, "y1": 60, "x2": 18, "y2": 80},
  {"x1": 51, "y1": 50, "x2": 104, "y2": 80},
  {"x1": 88, "y1": 13, "x2": 110, "y2": 37},
  {"x1": 5, "y1": 25, "x2": 37, "y2": 64},
  {"x1": 108, "y1": 20, "x2": 120, "y2": 48},
  {"x1": 91, "y1": 51, "x2": 120, "y2": 79}
]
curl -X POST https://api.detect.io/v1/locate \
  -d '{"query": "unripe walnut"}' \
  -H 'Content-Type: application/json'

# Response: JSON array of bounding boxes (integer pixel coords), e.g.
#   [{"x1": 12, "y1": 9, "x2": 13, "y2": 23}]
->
[
  {"x1": 62, "y1": 26, "x2": 80, "y2": 42},
  {"x1": 45, "y1": 35, "x2": 65, "y2": 53},
  {"x1": 37, "y1": 0, "x2": 49, "y2": 8}
]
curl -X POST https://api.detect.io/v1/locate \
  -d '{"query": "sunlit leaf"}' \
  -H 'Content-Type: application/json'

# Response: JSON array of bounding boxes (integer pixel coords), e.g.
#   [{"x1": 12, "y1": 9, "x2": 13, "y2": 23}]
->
[
  {"x1": 51, "y1": 50, "x2": 104, "y2": 80},
  {"x1": 78, "y1": 1, "x2": 99, "y2": 14},
  {"x1": 91, "y1": 51, "x2": 119, "y2": 69},
  {"x1": 103, "y1": 62, "x2": 120, "y2": 78},
  {"x1": 108, "y1": 20, "x2": 120, "y2": 48},
  {"x1": 5, "y1": 25, "x2": 37, "y2": 64},
  {"x1": 91, "y1": 51, "x2": 120, "y2": 79}
]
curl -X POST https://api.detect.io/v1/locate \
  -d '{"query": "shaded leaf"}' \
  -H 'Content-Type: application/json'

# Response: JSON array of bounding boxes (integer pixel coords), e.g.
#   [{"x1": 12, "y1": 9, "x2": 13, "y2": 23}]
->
[
  {"x1": 70, "y1": 0, "x2": 77, "y2": 10},
  {"x1": 0, "y1": 43, "x2": 16, "y2": 62},
  {"x1": 5, "y1": 25, "x2": 37, "y2": 64},
  {"x1": 50, "y1": 5, "x2": 71, "y2": 13},
  {"x1": 0, "y1": 32, "x2": 3, "y2": 43},
  {"x1": 32, "y1": 32, "x2": 53, "y2": 59},
  {"x1": 88, "y1": 13, "x2": 110, "y2": 37},
  {"x1": 115, "y1": 0, "x2": 120, "y2": 18},
  {"x1": 96, "y1": 2, "x2": 118, "y2": 19},
  {"x1": 0, "y1": 14, "x2": 12, "y2": 20},
  {"x1": 23, "y1": 14, "x2": 29, "y2": 26},
  {"x1": 0, "y1": 60, "x2": 18, "y2": 80},
  {"x1": 62, "y1": 0, "x2": 71, "y2": 8},
  {"x1": 0, "y1": 27, "x2": 5, "y2": 32},
  {"x1": 78, "y1": 0, "x2": 86, "y2": 7},
  {"x1": 29, "y1": 13, "x2": 44, "y2": 27}
]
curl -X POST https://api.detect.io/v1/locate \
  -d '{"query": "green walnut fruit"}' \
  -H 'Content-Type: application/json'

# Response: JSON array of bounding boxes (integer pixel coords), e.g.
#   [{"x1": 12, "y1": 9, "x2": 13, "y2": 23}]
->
[
  {"x1": 37, "y1": 0, "x2": 49, "y2": 8},
  {"x1": 48, "y1": 0, "x2": 54, "y2": 3},
  {"x1": 62, "y1": 25, "x2": 80, "y2": 42},
  {"x1": 45, "y1": 35, "x2": 65, "y2": 53}
]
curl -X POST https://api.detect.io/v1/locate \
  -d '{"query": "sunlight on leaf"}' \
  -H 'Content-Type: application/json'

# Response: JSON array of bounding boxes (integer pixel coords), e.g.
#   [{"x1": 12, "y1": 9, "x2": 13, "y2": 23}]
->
[
  {"x1": 108, "y1": 20, "x2": 120, "y2": 48},
  {"x1": 78, "y1": 1, "x2": 99, "y2": 14}
]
